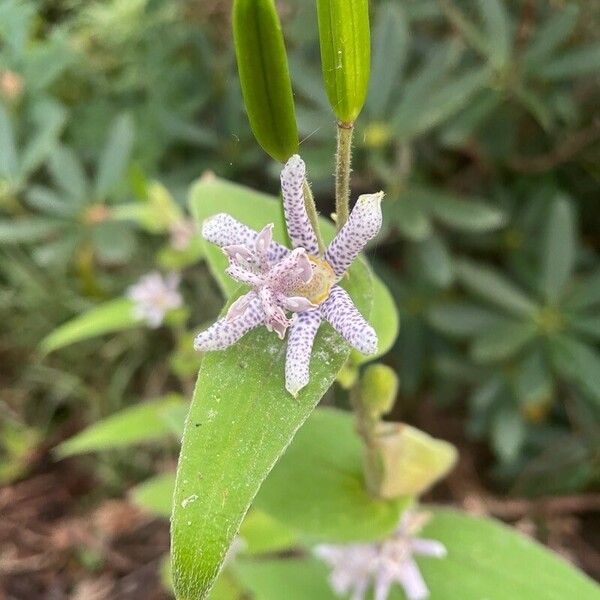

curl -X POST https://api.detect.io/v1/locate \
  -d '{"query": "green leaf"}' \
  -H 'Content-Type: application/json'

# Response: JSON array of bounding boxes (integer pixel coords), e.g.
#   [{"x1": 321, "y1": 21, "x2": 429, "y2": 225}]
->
[
  {"x1": 523, "y1": 5, "x2": 579, "y2": 69},
  {"x1": 26, "y1": 186, "x2": 75, "y2": 217},
  {"x1": 233, "y1": 0, "x2": 298, "y2": 161},
  {"x1": 255, "y1": 408, "x2": 410, "y2": 542},
  {"x1": 40, "y1": 298, "x2": 140, "y2": 354},
  {"x1": 367, "y1": 2, "x2": 409, "y2": 119},
  {"x1": 316, "y1": 0, "x2": 371, "y2": 123},
  {"x1": 550, "y1": 335, "x2": 600, "y2": 404},
  {"x1": 0, "y1": 104, "x2": 18, "y2": 179},
  {"x1": 541, "y1": 195, "x2": 575, "y2": 304},
  {"x1": 471, "y1": 319, "x2": 537, "y2": 363},
  {"x1": 385, "y1": 196, "x2": 432, "y2": 241},
  {"x1": 415, "y1": 187, "x2": 506, "y2": 232},
  {"x1": 131, "y1": 472, "x2": 176, "y2": 517},
  {"x1": 539, "y1": 43, "x2": 600, "y2": 80},
  {"x1": 172, "y1": 183, "x2": 374, "y2": 598},
  {"x1": 455, "y1": 259, "x2": 538, "y2": 318},
  {"x1": 415, "y1": 235, "x2": 453, "y2": 288},
  {"x1": 56, "y1": 395, "x2": 185, "y2": 459},
  {"x1": 568, "y1": 315, "x2": 600, "y2": 342},
  {"x1": 564, "y1": 268, "x2": 600, "y2": 312},
  {"x1": 476, "y1": 0, "x2": 511, "y2": 69},
  {"x1": 352, "y1": 273, "x2": 399, "y2": 365},
  {"x1": 48, "y1": 145, "x2": 88, "y2": 201},
  {"x1": 95, "y1": 113, "x2": 135, "y2": 200},
  {"x1": 418, "y1": 508, "x2": 600, "y2": 600},
  {"x1": 491, "y1": 405, "x2": 526, "y2": 462},
  {"x1": 427, "y1": 302, "x2": 504, "y2": 338},
  {"x1": 239, "y1": 510, "x2": 298, "y2": 556},
  {"x1": 0, "y1": 217, "x2": 64, "y2": 243},
  {"x1": 514, "y1": 351, "x2": 553, "y2": 408},
  {"x1": 235, "y1": 559, "x2": 335, "y2": 600}
]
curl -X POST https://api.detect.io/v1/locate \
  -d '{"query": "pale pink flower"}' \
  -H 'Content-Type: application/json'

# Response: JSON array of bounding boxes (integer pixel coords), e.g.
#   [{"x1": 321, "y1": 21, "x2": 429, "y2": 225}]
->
[
  {"x1": 127, "y1": 271, "x2": 182, "y2": 328},
  {"x1": 194, "y1": 155, "x2": 382, "y2": 396},
  {"x1": 315, "y1": 511, "x2": 447, "y2": 600}
]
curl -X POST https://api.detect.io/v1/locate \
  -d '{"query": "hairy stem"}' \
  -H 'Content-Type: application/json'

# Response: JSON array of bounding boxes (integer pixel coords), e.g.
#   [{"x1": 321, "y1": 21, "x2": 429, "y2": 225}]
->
[
  {"x1": 303, "y1": 180, "x2": 326, "y2": 255},
  {"x1": 335, "y1": 122, "x2": 354, "y2": 230}
]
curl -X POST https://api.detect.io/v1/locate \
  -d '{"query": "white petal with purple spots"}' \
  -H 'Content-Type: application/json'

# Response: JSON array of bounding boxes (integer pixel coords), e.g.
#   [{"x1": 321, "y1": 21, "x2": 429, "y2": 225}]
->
[{"x1": 285, "y1": 310, "x2": 322, "y2": 397}]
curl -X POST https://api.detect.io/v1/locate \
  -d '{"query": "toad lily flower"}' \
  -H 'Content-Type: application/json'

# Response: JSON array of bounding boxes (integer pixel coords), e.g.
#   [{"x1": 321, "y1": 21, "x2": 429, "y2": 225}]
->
[
  {"x1": 314, "y1": 511, "x2": 447, "y2": 600},
  {"x1": 194, "y1": 154, "x2": 382, "y2": 396}
]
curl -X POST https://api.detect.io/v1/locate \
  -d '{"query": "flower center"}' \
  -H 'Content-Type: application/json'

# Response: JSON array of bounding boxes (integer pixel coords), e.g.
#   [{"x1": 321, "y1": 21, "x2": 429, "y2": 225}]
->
[{"x1": 293, "y1": 256, "x2": 336, "y2": 305}]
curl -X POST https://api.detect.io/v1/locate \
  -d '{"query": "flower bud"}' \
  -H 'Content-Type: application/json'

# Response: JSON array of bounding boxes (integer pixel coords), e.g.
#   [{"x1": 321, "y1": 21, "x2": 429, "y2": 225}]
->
[{"x1": 360, "y1": 363, "x2": 398, "y2": 417}]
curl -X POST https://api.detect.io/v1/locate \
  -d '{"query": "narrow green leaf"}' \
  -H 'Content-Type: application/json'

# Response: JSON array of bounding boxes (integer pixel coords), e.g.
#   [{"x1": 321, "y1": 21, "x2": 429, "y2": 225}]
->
[
  {"x1": 477, "y1": 0, "x2": 512, "y2": 68},
  {"x1": 541, "y1": 195, "x2": 575, "y2": 304},
  {"x1": 131, "y1": 472, "x2": 176, "y2": 517},
  {"x1": 415, "y1": 235, "x2": 453, "y2": 288},
  {"x1": 26, "y1": 186, "x2": 75, "y2": 217},
  {"x1": 367, "y1": 2, "x2": 409, "y2": 118},
  {"x1": 56, "y1": 395, "x2": 185, "y2": 459},
  {"x1": 255, "y1": 408, "x2": 410, "y2": 542},
  {"x1": 0, "y1": 103, "x2": 18, "y2": 179},
  {"x1": 491, "y1": 405, "x2": 526, "y2": 462},
  {"x1": 385, "y1": 196, "x2": 432, "y2": 241},
  {"x1": 172, "y1": 181, "x2": 374, "y2": 598},
  {"x1": 48, "y1": 145, "x2": 88, "y2": 201},
  {"x1": 523, "y1": 5, "x2": 579, "y2": 69},
  {"x1": 95, "y1": 113, "x2": 135, "y2": 200},
  {"x1": 0, "y1": 217, "x2": 64, "y2": 244},
  {"x1": 455, "y1": 259, "x2": 538, "y2": 317},
  {"x1": 427, "y1": 302, "x2": 504, "y2": 338},
  {"x1": 514, "y1": 351, "x2": 553, "y2": 408},
  {"x1": 316, "y1": 0, "x2": 371, "y2": 123},
  {"x1": 233, "y1": 0, "x2": 298, "y2": 161},
  {"x1": 471, "y1": 319, "x2": 537, "y2": 363},
  {"x1": 564, "y1": 268, "x2": 600, "y2": 311},
  {"x1": 550, "y1": 335, "x2": 600, "y2": 404},
  {"x1": 539, "y1": 43, "x2": 600, "y2": 80},
  {"x1": 40, "y1": 298, "x2": 139, "y2": 354},
  {"x1": 568, "y1": 315, "x2": 600, "y2": 342}
]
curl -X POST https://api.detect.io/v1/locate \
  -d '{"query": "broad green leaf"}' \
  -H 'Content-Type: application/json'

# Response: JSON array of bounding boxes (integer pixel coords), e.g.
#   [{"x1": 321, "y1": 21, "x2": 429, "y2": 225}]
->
[
  {"x1": 0, "y1": 217, "x2": 64, "y2": 243},
  {"x1": 131, "y1": 472, "x2": 176, "y2": 517},
  {"x1": 0, "y1": 104, "x2": 18, "y2": 179},
  {"x1": 255, "y1": 408, "x2": 410, "y2": 542},
  {"x1": 233, "y1": 0, "x2": 298, "y2": 161},
  {"x1": 417, "y1": 508, "x2": 600, "y2": 600},
  {"x1": 477, "y1": 0, "x2": 511, "y2": 69},
  {"x1": 239, "y1": 510, "x2": 298, "y2": 556},
  {"x1": 541, "y1": 196, "x2": 575, "y2": 304},
  {"x1": 172, "y1": 181, "x2": 374, "y2": 598},
  {"x1": 368, "y1": 3, "x2": 409, "y2": 118},
  {"x1": 523, "y1": 5, "x2": 579, "y2": 69},
  {"x1": 95, "y1": 113, "x2": 135, "y2": 200},
  {"x1": 455, "y1": 259, "x2": 538, "y2": 318},
  {"x1": 316, "y1": 0, "x2": 371, "y2": 123},
  {"x1": 415, "y1": 187, "x2": 506, "y2": 232},
  {"x1": 235, "y1": 559, "x2": 335, "y2": 600},
  {"x1": 471, "y1": 319, "x2": 537, "y2": 363},
  {"x1": 539, "y1": 43, "x2": 600, "y2": 80},
  {"x1": 491, "y1": 405, "x2": 526, "y2": 462},
  {"x1": 352, "y1": 273, "x2": 399, "y2": 365},
  {"x1": 56, "y1": 395, "x2": 185, "y2": 459},
  {"x1": 40, "y1": 298, "x2": 139, "y2": 354},
  {"x1": 427, "y1": 302, "x2": 504, "y2": 338},
  {"x1": 550, "y1": 335, "x2": 600, "y2": 404}
]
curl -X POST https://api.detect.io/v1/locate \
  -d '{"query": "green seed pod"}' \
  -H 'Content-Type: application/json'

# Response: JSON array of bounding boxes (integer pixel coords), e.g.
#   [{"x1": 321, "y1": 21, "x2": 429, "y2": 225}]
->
[
  {"x1": 316, "y1": 0, "x2": 371, "y2": 124},
  {"x1": 360, "y1": 363, "x2": 398, "y2": 417},
  {"x1": 233, "y1": 0, "x2": 299, "y2": 162}
]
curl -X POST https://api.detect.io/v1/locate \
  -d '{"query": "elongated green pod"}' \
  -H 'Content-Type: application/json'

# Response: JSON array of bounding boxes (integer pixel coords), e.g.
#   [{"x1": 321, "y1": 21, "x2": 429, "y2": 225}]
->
[
  {"x1": 233, "y1": 0, "x2": 298, "y2": 162},
  {"x1": 316, "y1": 0, "x2": 371, "y2": 124}
]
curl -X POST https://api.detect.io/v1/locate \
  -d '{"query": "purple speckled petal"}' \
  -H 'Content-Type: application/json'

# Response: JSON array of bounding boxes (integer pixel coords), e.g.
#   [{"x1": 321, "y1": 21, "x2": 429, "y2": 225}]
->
[
  {"x1": 194, "y1": 292, "x2": 265, "y2": 351},
  {"x1": 320, "y1": 285, "x2": 377, "y2": 355},
  {"x1": 281, "y1": 155, "x2": 320, "y2": 256},
  {"x1": 255, "y1": 223, "x2": 274, "y2": 268},
  {"x1": 202, "y1": 213, "x2": 288, "y2": 263},
  {"x1": 325, "y1": 192, "x2": 383, "y2": 277},
  {"x1": 225, "y1": 292, "x2": 253, "y2": 321},
  {"x1": 281, "y1": 295, "x2": 317, "y2": 313},
  {"x1": 285, "y1": 310, "x2": 322, "y2": 396},
  {"x1": 266, "y1": 248, "x2": 313, "y2": 290},
  {"x1": 225, "y1": 263, "x2": 263, "y2": 287}
]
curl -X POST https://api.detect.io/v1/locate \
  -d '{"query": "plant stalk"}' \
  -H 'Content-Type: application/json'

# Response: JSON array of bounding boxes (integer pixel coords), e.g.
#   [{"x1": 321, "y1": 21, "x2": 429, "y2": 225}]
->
[{"x1": 335, "y1": 122, "x2": 354, "y2": 230}]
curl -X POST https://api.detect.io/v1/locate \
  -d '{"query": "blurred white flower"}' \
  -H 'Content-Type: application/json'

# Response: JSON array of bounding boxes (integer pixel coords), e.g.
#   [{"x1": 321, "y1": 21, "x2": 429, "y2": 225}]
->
[
  {"x1": 127, "y1": 271, "x2": 182, "y2": 328},
  {"x1": 314, "y1": 511, "x2": 446, "y2": 600},
  {"x1": 169, "y1": 218, "x2": 196, "y2": 251}
]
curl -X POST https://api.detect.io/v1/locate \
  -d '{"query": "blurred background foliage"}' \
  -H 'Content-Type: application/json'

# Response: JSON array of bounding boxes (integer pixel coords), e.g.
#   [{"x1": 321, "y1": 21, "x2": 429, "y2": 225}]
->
[{"x1": 1, "y1": 0, "x2": 599, "y2": 527}]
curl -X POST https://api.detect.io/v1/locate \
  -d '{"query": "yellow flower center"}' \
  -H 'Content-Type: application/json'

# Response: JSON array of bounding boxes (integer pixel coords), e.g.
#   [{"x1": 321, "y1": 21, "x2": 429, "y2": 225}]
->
[{"x1": 293, "y1": 256, "x2": 336, "y2": 305}]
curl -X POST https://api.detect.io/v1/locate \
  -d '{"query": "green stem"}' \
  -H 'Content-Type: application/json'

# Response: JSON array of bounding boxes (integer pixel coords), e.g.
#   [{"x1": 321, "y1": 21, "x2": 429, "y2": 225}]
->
[
  {"x1": 303, "y1": 180, "x2": 326, "y2": 255},
  {"x1": 335, "y1": 122, "x2": 354, "y2": 230}
]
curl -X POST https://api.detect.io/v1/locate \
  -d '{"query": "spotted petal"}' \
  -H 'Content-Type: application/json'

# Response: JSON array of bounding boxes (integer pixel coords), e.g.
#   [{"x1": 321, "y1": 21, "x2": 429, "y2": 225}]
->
[
  {"x1": 285, "y1": 310, "x2": 322, "y2": 397},
  {"x1": 320, "y1": 285, "x2": 377, "y2": 355},
  {"x1": 202, "y1": 213, "x2": 288, "y2": 263},
  {"x1": 281, "y1": 155, "x2": 320, "y2": 256},
  {"x1": 266, "y1": 247, "x2": 313, "y2": 290},
  {"x1": 325, "y1": 192, "x2": 383, "y2": 277},
  {"x1": 194, "y1": 292, "x2": 265, "y2": 351}
]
